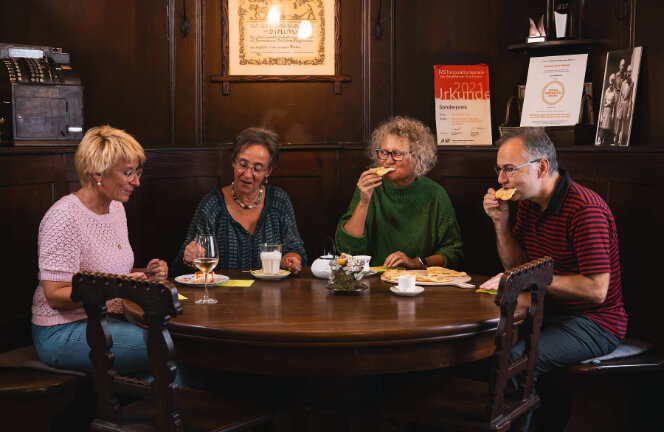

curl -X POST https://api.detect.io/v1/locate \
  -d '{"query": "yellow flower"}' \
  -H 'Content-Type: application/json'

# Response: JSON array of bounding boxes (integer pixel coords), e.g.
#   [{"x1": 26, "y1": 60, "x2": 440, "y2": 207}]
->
[{"x1": 337, "y1": 258, "x2": 346, "y2": 266}]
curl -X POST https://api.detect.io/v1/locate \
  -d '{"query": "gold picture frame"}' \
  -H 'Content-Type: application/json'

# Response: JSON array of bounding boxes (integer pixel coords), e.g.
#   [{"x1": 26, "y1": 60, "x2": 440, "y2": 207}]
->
[{"x1": 211, "y1": 0, "x2": 350, "y2": 95}]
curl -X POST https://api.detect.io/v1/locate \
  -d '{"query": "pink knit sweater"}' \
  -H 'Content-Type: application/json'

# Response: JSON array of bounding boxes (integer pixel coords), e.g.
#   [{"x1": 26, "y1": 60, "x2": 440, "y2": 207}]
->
[{"x1": 31, "y1": 194, "x2": 134, "y2": 326}]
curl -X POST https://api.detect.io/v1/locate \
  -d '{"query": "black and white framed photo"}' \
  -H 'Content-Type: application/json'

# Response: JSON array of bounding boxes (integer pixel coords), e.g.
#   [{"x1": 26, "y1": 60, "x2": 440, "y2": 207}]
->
[{"x1": 595, "y1": 47, "x2": 642, "y2": 146}]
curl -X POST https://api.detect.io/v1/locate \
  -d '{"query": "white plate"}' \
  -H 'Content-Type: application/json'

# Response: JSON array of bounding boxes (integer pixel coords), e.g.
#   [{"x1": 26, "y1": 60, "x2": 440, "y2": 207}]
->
[
  {"x1": 175, "y1": 274, "x2": 229, "y2": 286},
  {"x1": 250, "y1": 269, "x2": 291, "y2": 280},
  {"x1": 381, "y1": 270, "x2": 473, "y2": 288},
  {"x1": 390, "y1": 286, "x2": 424, "y2": 297}
]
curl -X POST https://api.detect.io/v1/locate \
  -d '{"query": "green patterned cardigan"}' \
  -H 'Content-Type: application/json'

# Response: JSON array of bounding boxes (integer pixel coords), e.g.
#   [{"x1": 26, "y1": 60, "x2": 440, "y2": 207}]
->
[{"x1": 170, "y1": 185, "x2": 307, "y2": 275}]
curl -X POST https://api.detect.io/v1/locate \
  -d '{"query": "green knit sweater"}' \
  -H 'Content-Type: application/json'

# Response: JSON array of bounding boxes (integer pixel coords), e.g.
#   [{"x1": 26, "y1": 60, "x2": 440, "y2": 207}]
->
[{"x1": 335, "y1": 176, "x2": 464, "y2": 269}]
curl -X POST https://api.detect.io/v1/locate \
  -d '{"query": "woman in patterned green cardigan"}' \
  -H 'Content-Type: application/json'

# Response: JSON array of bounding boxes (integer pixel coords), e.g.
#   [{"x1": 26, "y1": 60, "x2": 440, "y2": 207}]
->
[
  {"x1": 335, "y1": 116, "x2": 464, "y2": 269},
  {"x1": 171, "y1": 127, "x2": 306, "y2": 275}
]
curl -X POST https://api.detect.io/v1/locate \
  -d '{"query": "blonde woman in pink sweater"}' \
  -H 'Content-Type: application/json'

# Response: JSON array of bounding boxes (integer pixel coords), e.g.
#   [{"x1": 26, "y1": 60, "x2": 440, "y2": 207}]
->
[{"x1": 31, "y1": 126, "x2": 169, "y2": 377}]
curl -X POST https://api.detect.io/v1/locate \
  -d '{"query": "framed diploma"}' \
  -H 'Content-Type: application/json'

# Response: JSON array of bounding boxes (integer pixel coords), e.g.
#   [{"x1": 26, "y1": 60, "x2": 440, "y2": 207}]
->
[
  {"x1": 520, "y1": 54, "x2": 588, "y2": 127},
  {"x1": 211, "y1": 0, "x2": 351, "y2": 95}
]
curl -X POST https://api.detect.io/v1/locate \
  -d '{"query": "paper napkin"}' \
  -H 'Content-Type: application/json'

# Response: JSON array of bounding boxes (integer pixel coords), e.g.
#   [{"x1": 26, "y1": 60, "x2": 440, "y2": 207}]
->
[
  {"x1": 217, "y1": 280, "x2": 255, "y2": 287},
  {"x1": 475, "y1": 288, "x2": 497, "y2": 295},
  {"x1": 370, "y1": 266, "x2": 404, "y2": 272}
]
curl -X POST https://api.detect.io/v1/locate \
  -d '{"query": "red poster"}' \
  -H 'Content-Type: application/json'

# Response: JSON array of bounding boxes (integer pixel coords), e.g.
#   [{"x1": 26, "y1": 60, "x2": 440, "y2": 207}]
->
[{"x1": 434, "y1": 64, "x2": 492, "y2": 145}]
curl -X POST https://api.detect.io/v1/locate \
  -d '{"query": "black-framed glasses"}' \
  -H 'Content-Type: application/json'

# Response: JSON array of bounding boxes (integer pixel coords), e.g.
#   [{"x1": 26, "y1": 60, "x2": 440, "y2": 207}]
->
[
  {"x1": 493, "y1": 160, "x2": 540, "y2": 177},
  {"x1": 376, "y1": 149, "x2": 410, "y2": 162},
  {"x1": 233, "y1": 159, "x2": 268, "y2": 174},
  {"x1": 117, "y1": 168, "x2": 143, "y2": 181}
]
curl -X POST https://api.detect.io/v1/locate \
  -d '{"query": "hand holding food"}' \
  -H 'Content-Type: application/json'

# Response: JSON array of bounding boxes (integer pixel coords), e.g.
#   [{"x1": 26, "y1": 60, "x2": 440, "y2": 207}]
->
[
  {"x1": 369, "y1": 166, "x2": 395, "y2": 176},
  {"x1": 357, "y1": 168, "x2": 386, "y2": 203},
  {"x1": 483, "y1": 188, "x2": 510, "y2": 226},
  {"x1": 495, "y1": 187, "x2": 516, "y2": 200}
]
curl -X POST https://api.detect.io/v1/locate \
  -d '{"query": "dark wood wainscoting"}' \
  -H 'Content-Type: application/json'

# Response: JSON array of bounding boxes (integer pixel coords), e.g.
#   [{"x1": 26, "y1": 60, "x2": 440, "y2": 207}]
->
[{"x1": 3, "y1": 146, "x2": 664, "y2": 351}]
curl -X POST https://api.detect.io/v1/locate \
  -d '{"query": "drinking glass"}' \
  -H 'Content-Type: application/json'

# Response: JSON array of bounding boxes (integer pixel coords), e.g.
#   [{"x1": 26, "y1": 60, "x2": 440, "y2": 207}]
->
[
  {"x1": 192, "y1": 233, "x2": 219, "y2": 304},
  {"x1": 259, "y1": 243, "x2": 282, "y2": 275}
]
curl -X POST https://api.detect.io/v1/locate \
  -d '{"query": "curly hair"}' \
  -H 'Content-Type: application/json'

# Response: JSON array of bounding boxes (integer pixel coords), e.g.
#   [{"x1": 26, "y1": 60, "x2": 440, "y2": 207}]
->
[{"x1": 368, "y1": 116, "x2": 437, "y2": 177}]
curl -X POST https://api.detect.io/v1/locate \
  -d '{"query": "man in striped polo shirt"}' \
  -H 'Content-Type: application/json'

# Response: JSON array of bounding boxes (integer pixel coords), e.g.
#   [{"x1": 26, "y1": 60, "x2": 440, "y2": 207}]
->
[{"x1": 481, "y1": 127, "x2": 626, "y2": 376}]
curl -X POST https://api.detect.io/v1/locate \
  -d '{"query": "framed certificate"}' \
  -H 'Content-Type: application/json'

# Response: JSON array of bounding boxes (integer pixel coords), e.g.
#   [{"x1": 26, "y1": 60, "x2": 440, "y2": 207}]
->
[{"x1": 211, "y1": 0, "x2": 350, "y2": 95}]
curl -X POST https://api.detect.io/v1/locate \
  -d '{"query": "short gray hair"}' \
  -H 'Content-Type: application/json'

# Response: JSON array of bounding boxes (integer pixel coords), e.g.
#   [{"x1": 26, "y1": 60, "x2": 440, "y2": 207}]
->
[
  {"x1": 368, "y1": 116, "x2": 437, "y2": 177},
  {"x1": 496, "y1": 128, "x2": 558, "y2": 174},
  {"x1": 231, "y1": 127, "x2": 280, "y2": 169}
]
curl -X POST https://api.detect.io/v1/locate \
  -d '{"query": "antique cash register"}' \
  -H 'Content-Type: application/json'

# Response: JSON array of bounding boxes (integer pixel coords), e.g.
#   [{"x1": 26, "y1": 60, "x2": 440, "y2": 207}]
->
[{"x1": 0, "y1": 43, "x2": 84, "y2": 145}]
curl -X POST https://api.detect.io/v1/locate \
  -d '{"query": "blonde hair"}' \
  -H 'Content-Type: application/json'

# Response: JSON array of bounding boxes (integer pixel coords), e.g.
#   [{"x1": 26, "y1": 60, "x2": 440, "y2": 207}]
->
[
  {"x1": 75, "y1": 125, "x2": 146, "y2": 187},
  {"x1": 368, "y1": 116, "x2": 437, "y2": 177}
]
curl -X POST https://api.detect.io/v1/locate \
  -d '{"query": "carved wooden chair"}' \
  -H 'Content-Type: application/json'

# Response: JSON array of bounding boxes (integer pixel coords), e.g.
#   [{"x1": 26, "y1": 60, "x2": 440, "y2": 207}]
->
[
  {"x1": 383, "y1": 257, "x2": 553, "y2": 432},
  {"x1": 71, "y1": 271, "x2": 272, "y2": 432}
]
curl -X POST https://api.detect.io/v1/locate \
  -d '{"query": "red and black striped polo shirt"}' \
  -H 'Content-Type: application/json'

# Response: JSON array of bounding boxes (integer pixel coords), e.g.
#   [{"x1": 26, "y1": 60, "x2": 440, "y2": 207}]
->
[{"x1": 513, "y1": 170, "x2": 627, "y2": 339}]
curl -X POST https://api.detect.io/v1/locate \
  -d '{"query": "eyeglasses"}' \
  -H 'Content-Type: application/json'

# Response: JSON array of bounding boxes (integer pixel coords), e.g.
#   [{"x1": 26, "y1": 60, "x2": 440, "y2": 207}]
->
[
  {"x1": 233, "y1": 159, "x2": 268, "y2": 174},
  {"x1": 376, "y1": 149, "x2": 410, "y2": 162},
  {"x1": 116, "y1": 168, "x2": 143, "y2": 181},
  {"x1": 493, "y1": 160, "x2": 540, "y2": 177}
]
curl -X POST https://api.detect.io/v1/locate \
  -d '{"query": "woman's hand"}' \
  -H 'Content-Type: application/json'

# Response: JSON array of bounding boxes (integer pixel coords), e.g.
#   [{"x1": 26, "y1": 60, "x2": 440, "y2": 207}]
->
[
  {"x1": 146, "y1": 259, "x2": 168, "y2": 281},
  {"x1": 281, "y1": 253, "x2": 303, "y2": 275},
  {"x1": 357, "y1": 169, "x2": 384, "y2": 204},
  {"x1": 183, "y1": 240, "x2": 204, "y2": 265},
  {"x1": 383, "y1": 251, "x2": 420, "y2": 269}
]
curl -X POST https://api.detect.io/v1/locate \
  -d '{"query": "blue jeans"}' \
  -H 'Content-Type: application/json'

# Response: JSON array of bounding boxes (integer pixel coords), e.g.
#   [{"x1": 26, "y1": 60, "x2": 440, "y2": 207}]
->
[
  {"x1": 32, "y1": 320, "x2": 196, "y2": 387},
  {"x1": 33, "y1": 319, "x2": 151, "y2": 378},
  {"x1": 511, "y1": 314, "x2": 621, "y2": 378}
]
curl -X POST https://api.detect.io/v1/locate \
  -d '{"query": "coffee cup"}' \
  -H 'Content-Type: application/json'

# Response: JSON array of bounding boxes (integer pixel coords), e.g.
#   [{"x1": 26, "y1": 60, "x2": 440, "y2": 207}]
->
[
  {"x1": 355, "y1": 255, "x2": 372, "y2": 272},
  {"x1": 397, "y1": 275, "x2": 416, "y2": 292}
]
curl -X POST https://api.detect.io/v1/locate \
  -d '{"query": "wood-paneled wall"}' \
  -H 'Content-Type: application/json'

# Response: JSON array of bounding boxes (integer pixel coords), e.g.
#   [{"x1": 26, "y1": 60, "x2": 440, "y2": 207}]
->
[
  {"x1": 1, "y1": 1, "x2": 660, "y2": 145},
  {"x1": 1, "y1": 0, "x2": 663, "y2": 355},
  {"x1": 3, "y1": 146, "x2": 664, "y2": 352}
]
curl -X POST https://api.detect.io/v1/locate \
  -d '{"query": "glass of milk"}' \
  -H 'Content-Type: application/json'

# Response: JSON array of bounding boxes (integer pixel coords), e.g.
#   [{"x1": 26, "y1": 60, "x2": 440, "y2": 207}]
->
[{"x1": 260, "y1": 243, "x2": 282, "y2": 275}]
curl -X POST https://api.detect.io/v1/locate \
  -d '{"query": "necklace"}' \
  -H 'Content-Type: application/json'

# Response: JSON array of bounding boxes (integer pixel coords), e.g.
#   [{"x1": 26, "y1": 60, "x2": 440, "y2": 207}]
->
[{"x1": 231, "y1": 181, "x2": 264, "y2": 209}]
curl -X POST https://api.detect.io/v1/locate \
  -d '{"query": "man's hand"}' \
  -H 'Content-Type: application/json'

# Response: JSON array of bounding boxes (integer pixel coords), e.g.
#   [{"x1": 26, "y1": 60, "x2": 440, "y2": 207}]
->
[
  {"x1": 483, "y1": 188, "x2": 510, "y2": 227},
  {"x1": 479, "y1": 273, "x2": 504, "y2": 291}
]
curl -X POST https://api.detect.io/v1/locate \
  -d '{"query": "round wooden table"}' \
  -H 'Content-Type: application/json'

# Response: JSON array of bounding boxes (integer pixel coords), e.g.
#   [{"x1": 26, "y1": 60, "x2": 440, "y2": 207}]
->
[{"x1": 124, "y1": 269, "x2": 528, "y2": 376}]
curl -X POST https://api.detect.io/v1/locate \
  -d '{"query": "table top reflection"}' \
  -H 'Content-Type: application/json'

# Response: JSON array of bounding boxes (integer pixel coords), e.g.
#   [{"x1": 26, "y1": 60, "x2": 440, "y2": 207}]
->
[{"x1": 124, "y1": 268, "x2": 529, "y2": 376}]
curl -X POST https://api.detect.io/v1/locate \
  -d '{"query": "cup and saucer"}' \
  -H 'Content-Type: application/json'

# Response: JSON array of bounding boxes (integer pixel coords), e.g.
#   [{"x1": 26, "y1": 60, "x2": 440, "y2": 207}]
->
[{"x1": 389, "y1": 275, "x2": 423, "y2": 297}]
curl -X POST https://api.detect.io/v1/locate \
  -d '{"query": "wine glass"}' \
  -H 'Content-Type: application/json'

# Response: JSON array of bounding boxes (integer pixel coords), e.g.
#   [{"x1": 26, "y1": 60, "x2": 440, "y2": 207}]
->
[{"x1": 192, "y1": 233, "x2": 219, "y2": 304}]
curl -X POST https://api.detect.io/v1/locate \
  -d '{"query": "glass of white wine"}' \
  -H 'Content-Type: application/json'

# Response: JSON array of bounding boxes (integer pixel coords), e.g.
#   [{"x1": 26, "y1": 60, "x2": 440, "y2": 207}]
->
[{"x1": 192, "y1": 233, "x2": 219, "y2": 304}]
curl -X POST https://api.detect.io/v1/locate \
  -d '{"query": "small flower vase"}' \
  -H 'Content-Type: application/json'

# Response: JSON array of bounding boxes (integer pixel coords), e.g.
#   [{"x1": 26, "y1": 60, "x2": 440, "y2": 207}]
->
[{"x1": 328, "y1": 254, "x2": 368, "y2": 294}]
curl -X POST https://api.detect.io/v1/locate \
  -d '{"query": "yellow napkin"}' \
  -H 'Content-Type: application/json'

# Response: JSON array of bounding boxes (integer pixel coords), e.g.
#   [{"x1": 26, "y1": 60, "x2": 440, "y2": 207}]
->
[
  {"x1": 475, "y1": 288, "x2": 497, "y2": 295},
  {"x1": 177, "y1": 293, "x2": 188, "y2": 300},
  {"x1": 217, "y1": 280, "x2": 255, "y2": 287},
  {"x1": 370, "y1": 266, "x2": 404, "y2": 272}
]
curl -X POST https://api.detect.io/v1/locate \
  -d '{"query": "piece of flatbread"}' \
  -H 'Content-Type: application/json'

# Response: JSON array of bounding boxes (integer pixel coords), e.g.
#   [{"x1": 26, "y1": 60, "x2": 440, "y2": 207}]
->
[
  {"x1": 495, "y1": 187, "x2": 516, "y2": 200},
  {"x1": 370, "y1": 167, "x2": 396, "y2": 176},
  {"x1": 426, "y1": 266, "x2": 468, "y2": 278}
]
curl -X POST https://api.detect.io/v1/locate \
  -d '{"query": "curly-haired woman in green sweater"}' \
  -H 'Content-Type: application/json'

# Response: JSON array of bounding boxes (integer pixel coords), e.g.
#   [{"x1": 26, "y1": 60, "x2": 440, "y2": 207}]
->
[{"x1": 335, "y1": 116, "x2": 464, "y2": 269}]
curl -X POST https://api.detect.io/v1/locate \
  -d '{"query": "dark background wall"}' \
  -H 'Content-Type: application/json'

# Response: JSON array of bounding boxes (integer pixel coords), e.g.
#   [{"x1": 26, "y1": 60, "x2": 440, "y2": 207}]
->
[
  {"x1": 1, "y1": 0, "x2": 663, "y2": 352},
  {"x1": 1, "y1": 1, "x2": 661, "y2": 146}
]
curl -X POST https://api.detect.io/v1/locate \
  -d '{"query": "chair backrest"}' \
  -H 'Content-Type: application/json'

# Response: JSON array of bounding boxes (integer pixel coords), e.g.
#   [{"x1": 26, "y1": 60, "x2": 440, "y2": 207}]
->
[
  {"x1": 71, "y1": 271, "x2": 183, "y2": 431},
  {"x1": 487, "y1": 256, "x2": 553, "y2": 420}
]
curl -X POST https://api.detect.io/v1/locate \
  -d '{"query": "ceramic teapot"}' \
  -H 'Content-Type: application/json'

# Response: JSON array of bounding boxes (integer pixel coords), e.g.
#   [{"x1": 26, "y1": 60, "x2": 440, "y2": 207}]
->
[
  {"x1": 311, "y1": 237, "x2": 336, "y2": 279},
  {"x1": 311, "y1": 254, "x2": 334, "y2": 279}
]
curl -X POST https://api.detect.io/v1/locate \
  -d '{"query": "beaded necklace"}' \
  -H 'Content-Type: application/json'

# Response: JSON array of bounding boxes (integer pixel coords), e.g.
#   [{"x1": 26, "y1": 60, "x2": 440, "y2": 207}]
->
[{"x1": 231, "y1": 181, "x2": 264, "y2": 209}]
